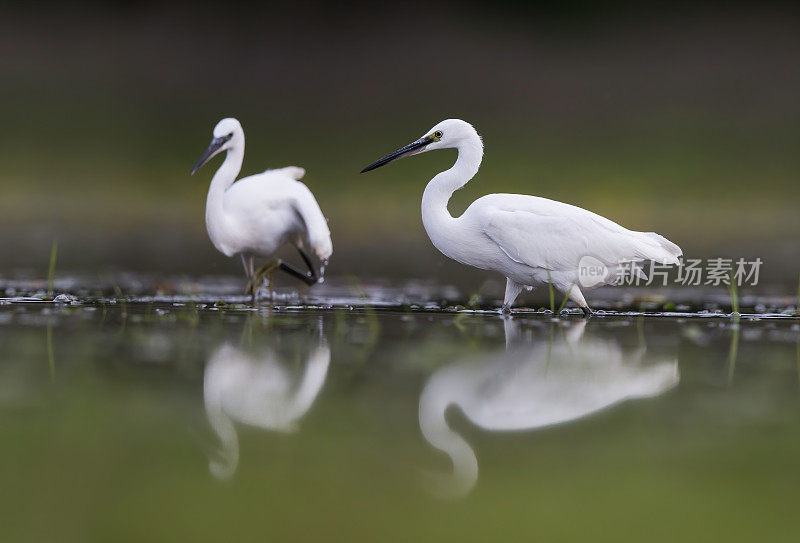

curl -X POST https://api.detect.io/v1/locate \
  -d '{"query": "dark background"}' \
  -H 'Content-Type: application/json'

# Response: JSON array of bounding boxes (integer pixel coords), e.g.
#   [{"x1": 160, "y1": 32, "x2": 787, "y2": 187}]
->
[{"x1": 1, "y1": 1, "x2": 798, "y2": 288}]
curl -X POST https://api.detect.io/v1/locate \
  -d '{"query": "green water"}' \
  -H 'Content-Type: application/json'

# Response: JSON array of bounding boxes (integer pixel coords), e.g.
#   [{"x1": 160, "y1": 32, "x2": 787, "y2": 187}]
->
[{"x1": 1, "y1": 298, "x2": 800, "y2": 542}]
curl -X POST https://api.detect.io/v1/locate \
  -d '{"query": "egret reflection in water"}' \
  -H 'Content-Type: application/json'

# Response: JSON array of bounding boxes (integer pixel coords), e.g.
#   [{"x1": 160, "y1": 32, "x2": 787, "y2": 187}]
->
[
  {"x1": 418, "y1": 320, "x2": 680, "y2": 498},
  {"x1": 203, "y1": 334, "x2": 330, "y2": 479}
]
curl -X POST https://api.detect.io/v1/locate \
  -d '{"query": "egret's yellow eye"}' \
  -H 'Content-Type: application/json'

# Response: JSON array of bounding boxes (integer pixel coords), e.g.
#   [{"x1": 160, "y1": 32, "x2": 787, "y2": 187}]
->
[{"x1": 434, "y1": 131, "x2": 443, "y2": 139}]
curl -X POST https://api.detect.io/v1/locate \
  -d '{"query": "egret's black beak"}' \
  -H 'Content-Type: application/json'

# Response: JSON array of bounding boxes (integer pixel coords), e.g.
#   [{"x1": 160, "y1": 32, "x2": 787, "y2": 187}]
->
[
  {"x1": 191, "y1": 135, "x2": 231, "y2": 175},
  {"x1": 360, "y1": 136, "x2": 434, "y2": 173}
]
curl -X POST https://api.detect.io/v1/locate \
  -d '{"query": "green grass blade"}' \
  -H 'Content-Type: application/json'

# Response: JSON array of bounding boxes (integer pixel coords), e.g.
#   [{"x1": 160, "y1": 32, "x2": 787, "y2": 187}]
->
[
  {"x1": 728, "y1": 270, "x2": 739, "y2": 317},
  {"x1": 47, "y1": 238, "x2": 58, "y2": 297},
  {"x1": 547, "y1": 269, "x2": 554, "y2": 313},
  {"x1": 727, "y1": 324, "x2": 740, "y2": 385},
  {"x1": 113, "y1": 283, "x2": 127, "y2": 320},
  {"x1": 557, "y1": 285, "x2": 572, "y2": 315}
]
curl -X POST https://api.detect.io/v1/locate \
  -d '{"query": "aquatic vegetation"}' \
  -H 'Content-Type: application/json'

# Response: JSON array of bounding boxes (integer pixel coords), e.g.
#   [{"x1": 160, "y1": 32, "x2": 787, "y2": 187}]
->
[
  {"x1": 728, "y1": 272, "x2": 740, "y2": 317},
  {"x1": 47, "y1": 238, "x2": 58, "y2": 298},
  {"x1": 727, "y1": 322, "x2": 740, "y2": 385},
  {"x1": 557, "y1": 285, "x2": 573, "y2": 315},
  {"x1": 465, "y1": 293, "x2": 480, "y2": 309},
  {"x1": 112, "y1": 283, "x2": 127, "y2": 324}
]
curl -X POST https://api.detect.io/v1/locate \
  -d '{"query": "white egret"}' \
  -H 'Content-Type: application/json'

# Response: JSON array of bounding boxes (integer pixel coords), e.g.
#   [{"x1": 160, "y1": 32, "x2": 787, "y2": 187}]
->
[
  {"x1": 191, "y1": 118, "x2": 332, "y2": 301},
  {"x1": 361, "y1": 119, "x2": 682, "y2": 315}
]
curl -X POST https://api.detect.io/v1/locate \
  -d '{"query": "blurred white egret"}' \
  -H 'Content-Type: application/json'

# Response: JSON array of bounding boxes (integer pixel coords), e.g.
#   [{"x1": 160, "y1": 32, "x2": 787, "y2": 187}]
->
[
  {"x1": 418, "y1": 320, "x2": 679, "y2": 497},
  {"x1": 361, "y1": 119, "x2": 682, "y2": 314},
  {"x1": 192, "y1": 118, "x2": 332, "y2": 301},
  {"x1": 203, "y1": 340, "x2": 330, "y2": 479}
]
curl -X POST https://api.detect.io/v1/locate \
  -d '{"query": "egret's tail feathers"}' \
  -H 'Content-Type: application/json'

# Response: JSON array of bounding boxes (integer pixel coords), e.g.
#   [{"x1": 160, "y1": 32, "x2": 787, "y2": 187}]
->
[
  {"x1": 639, "y1": 232, "x2": 682, "y2": 265},
  {"x1": 268, "y1": 166, "x2": 306, "y2": 180}
]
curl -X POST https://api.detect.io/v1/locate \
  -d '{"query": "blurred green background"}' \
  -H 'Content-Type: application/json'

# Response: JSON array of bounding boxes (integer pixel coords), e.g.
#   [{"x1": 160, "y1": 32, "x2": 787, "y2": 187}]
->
[{"x1": 1, "y1": 1, "x2": 798, "y2": 287}]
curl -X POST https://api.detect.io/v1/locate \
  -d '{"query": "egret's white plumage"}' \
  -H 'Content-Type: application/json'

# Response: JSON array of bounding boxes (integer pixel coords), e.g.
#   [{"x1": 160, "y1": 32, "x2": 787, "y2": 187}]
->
[
  {"x1": 362, "y1": 119, "x2": 682, "y2": 313},
  {"x1": 192, "y1": 118, "x2": 332, "y2": 297}
]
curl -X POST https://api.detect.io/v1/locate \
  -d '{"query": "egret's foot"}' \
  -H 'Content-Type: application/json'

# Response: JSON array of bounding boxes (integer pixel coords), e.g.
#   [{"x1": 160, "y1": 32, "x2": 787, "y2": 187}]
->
[
  {"x1": 501, "y1": 303, "x2": 512, "y2": 314},
  {"x1": 245, "y1": 274, "x2": 258, "y2": 297},
  {"x1": 580, "y1": 306, "x2": 594, "y2": 318},
  {"x1": 267, "y1": 269, "x2": 276, "y2": 300},
  {"x1": 246, "y1": 260, "x2": 281, "y2": 300},
  {"x1": 278, "y1": 260, "x2": 319, "y2": 286}
]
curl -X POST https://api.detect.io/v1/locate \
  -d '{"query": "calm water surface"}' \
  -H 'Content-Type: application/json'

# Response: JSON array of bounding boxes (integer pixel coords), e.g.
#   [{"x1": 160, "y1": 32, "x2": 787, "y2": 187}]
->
[{"x1": 1, "y1": 294, "x2": 799, "y2": 542}]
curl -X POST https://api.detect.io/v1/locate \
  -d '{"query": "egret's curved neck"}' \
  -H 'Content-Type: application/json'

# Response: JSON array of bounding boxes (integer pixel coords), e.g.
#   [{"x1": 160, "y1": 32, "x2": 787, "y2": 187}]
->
[
  {"x1": 421, "y1": 135, "x2": 483, "y2": 256},
  {"x1": 419, "y1": 377, "x2": 479, "y2": 497},
  {"x1": 205, "y1": 141, "x2": 244, "y2": 239},
  {"x1": 204, "y1": 365, "x2": 240, "y2": 479}
]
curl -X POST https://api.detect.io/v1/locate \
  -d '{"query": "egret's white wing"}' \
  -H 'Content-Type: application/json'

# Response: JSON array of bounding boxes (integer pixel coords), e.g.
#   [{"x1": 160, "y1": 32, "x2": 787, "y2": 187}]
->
[
  {"x1": 289, "y1": 180, "x2": 332, "y2": 261},
  {"x1": 222, "y1": 168, "x2": 331, "y2": 260},
  {"x1": 257, "y1": 167, "x2": 330, "y2": 258},
  {"x1": 265, "y1": 166, "x2": 305, "y2": 180},
  {"x1": 477, "y1": 194, "x2": 680, "y2": 272}
]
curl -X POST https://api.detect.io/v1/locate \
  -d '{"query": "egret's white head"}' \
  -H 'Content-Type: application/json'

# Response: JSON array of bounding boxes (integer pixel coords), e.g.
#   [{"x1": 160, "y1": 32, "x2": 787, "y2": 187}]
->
[
  {"x1": 191, "y1": 117, "x2": 244, "y2": 175},
  {"x1": 360, "y1": 119, "x2": 481, "y2": 173}
]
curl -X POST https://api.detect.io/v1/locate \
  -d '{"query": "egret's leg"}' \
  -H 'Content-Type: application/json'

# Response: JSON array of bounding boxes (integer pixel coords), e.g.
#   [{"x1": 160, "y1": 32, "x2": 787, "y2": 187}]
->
[
  {"x1": 503, "y1": 317, "x2": 521, "y2": 348},
  {"x1": 564, "y1": 319, "x2": 588, "y2": 342},
  {"x1": 501, "y1": 279, "x2": 524, "y2": 313},
  {"x1": 278, "y1": 261, "x2": 318, "y2": 286},
  {"x1": 247, "y1": 260, "x2": 281, "y2": 300},
  {"x1": 299, "y1": 249, "x2": 320, "y2": 282},
  {"x1": 241, "y1": 254, "x2": 254, "y2": 279},
  {"x1": 274, "y1": 248, "x2": 319, "y2": 286},
  {"x1": 567, "y1": 284, "x2": 593, "y2": 317},
  {"x1": 245, "y1": 272, "x2": 257, "y2": 298},
  {"x1": 267, "y1": 267, "x2": 276, "y2": 300},
  {"x1": 241, "y1": 254, "x2": 257, "y2": 302}
]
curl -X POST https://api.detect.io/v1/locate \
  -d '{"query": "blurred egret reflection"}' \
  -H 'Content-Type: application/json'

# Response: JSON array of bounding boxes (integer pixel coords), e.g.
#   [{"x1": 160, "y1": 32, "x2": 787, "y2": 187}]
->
[
  {"x1": 419, "y1": 319, "x2": 679, "y2": 498},
  {"x1": 203, "y1": 333, "x2": 330, "y2": 479}
]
